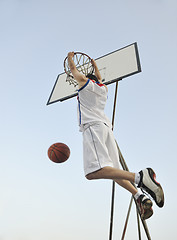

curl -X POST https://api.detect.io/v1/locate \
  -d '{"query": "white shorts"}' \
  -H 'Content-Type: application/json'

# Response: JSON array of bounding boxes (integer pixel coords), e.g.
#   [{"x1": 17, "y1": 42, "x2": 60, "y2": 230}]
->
[{"x1": 82, "y1": 122, "x2": 120, "y2": 176}]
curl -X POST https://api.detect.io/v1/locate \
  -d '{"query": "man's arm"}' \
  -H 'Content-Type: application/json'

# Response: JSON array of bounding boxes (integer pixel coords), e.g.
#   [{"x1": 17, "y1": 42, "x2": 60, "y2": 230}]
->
[
  {"x1": 67, "y1": 52, "x2": 87, "y2": 87},
  {"x1": 91, "y1": 59, "x2": 102, "y2": 82}
]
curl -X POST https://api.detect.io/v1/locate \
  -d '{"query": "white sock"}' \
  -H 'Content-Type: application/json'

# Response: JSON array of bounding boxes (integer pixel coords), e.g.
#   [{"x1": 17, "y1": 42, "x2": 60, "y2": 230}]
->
[
  {"x1": 134, "y1": 191, "x2": 141, "y2": 200},
  {"x1": 134, "y1": 172, "x2": 140, "y2": 185}
]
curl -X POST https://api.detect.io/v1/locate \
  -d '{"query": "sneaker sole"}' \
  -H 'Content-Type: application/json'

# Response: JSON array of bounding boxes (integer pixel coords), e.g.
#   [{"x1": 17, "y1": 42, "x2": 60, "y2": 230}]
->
[
  {"x1": 136, "y1": 198, "x2": 153, "y2": 220},
  {"x1": 139, "y1": 168, "x2": 164, "y2": 208},
  {"x1": 147, "y1": 168, "x2": 164, "y2": 208},
  {"x1": 142, "y1": 199, "x2": 153, "y2": 220},
  {"x1": 143, "y1": 199, "x2": 153, "y2": 208},
  {"x1": 143, "y1": 207, "x2": 153, "y2": 220}
]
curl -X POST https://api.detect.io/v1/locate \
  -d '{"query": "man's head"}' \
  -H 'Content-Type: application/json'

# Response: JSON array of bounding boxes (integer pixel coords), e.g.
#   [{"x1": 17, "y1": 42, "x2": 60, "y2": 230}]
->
[{"x1": 86, "y1": 74, "x2": 98, "y2": 82}]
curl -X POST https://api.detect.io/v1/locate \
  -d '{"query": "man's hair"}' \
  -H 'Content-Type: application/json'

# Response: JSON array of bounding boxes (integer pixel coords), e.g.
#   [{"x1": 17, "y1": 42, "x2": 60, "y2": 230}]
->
[{"x1": 86, "y1": 74, "x2": 98, "y2": 82}]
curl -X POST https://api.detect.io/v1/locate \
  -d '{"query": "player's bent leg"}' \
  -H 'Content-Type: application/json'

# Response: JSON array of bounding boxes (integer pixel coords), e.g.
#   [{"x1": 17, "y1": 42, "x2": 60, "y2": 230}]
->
[
  {"x1": 115, "y1": 179, "x2": 153, "y2": 220},
  {"x1": 86, "y1": 170, "x2": 154, "y2": 220},
  {"x1": 114, "y1": 179, "x2": 137, "y2": 195},
  {"x1": 86, "y1": 166, "x2": 135, "y2": 182}
]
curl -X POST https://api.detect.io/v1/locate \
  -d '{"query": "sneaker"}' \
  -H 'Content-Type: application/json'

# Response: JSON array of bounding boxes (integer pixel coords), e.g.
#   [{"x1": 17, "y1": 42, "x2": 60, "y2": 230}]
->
[
  {"x1": 136, "y1": 194, "x2": 153, "y2": 220},
  {"x1": 138, "y1": 168, "x2": 164, "y2": 208}
]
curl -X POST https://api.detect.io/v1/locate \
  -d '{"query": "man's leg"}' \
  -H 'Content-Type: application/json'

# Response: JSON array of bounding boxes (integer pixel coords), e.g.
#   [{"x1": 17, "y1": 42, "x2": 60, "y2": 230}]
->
[
  {"x1": 114, "y1": 179, "x2": 137, "y2": 195},
  {"x1": 115, "y1": 178, "x2": 153, "y2": 220},
  {"x1": 86, "y1": 166, "x2": 135, "y2": 183},
  {"x1": 86, "y1": 166, "x2": 164, "y2": 208},
  {"x1": 86, "y1": 166, "x2": 154, "y2": 220},
  {"x1": 86, "y1": 166, "x2": 140, "y2": 195}
]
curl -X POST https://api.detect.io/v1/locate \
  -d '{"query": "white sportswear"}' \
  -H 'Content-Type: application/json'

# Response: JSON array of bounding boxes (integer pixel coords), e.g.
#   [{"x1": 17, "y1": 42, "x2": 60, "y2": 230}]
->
[
  {"x1": 77, "y1": 79, "x2": 112, "y2": 131},
  {"x1": 77, "y1": 79, "x2": 120, "y2": 176}
]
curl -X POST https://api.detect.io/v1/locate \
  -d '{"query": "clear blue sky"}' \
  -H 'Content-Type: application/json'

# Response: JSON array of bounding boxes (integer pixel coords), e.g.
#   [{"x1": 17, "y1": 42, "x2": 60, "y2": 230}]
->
[{"x1": 0, "y1": 0, "x2": 177, "y2": 239}]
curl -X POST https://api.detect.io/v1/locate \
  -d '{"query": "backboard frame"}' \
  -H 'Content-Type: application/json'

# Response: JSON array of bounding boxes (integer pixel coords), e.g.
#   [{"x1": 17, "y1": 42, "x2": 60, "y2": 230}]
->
[{"x1": 47, "y1": 42, "x2": 141, "y2": 105}]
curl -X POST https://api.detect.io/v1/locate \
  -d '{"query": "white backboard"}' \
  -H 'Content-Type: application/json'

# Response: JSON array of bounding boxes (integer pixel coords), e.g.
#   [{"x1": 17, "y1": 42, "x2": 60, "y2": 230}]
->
[{"x1": 47, "y1": 42, "x2": 141, "y2": 104}]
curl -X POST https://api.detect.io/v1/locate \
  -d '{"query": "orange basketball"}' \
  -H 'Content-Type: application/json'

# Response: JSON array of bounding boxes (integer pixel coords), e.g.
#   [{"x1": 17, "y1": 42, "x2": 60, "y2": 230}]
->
[{"x1": 48, "y1": 143, "x2": 70, "y2": 163}]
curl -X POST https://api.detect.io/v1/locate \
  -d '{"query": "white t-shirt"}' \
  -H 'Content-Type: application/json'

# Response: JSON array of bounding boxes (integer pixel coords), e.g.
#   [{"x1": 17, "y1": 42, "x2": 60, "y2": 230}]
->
[{"x1": 77, "y1": 79, "x2": 112, "y2": 131}]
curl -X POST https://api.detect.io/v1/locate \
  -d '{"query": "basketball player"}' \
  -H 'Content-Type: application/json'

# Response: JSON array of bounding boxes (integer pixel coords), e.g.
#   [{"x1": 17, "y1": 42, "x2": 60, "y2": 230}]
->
[{"x1": 67, "y1": 51, "x2": 164, "y2": 220}]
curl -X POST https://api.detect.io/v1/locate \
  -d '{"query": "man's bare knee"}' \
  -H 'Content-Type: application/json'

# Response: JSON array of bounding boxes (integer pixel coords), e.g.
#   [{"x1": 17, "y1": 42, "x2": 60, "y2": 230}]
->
[
  {"x1": 85, "y1": 169, "x2": 104, "y2": 180},
  {"x1": 86, "y1": 173, "x2": 95, "y2": 180}
]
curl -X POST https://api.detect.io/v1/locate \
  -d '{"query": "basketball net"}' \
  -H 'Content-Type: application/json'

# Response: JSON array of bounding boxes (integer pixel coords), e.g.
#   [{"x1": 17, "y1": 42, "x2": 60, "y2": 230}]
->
[{"x1": 64, "y1": 52, "x2": 94, "y2": 87}]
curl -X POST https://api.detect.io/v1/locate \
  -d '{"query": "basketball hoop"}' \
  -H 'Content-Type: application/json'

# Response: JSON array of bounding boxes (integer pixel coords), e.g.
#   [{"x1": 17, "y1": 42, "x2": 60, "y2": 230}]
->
[{"x1": 64, "y1": 52, "x2": 94, "y2": 87}]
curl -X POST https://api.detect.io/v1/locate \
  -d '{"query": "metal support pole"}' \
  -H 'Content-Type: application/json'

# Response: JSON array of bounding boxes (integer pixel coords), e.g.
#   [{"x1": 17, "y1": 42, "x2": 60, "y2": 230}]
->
[
  {"x1": 108, "y1": 80, "x2": 151, "y2": 240},
  {"x1": 121, "y1": 196, "x2": 134, "y2": 240},
  {"x1": 136, "y1": 207, "x2": 142, "y2": 240},
  {"x1": 109, "y1": 181, "x2": 115, "y2": 240},
  {"x1": 109, "y1": 81, "x2": 119, "y2": 240},
  {"x1": 118, "y1": 145, "x2": 151, "y2": 240}
]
